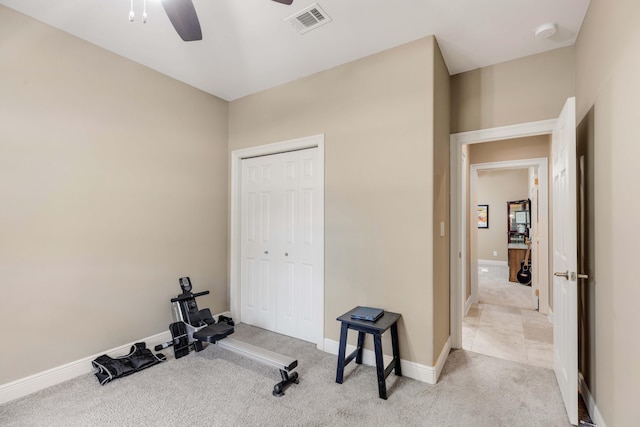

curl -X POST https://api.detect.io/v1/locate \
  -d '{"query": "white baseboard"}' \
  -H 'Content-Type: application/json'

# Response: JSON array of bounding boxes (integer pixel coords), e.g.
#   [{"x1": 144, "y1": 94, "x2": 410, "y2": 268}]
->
[
  {"x1": 579, "y1": 372, "x2": 607, "y2": 427},
  {"x1": 477, "y1": 259, "x2": 508, "y2": 267},
  {"x1": 0, "y1": 311, "x2": 233, "y2": 405},
  {"x1": 434, "y1": 337, "x2": 452, "y2": 382},
  {"x1": 0, "y1": 330, "x2": 172, "y2": 405},
  {"x1": 464, "y1": 296, "x2": 473, "y2": 315},
  {"x1": 3, "y1": 316, "x2": 452, "y2": 404},
  {"x1": 323, "y1": 336, "x2": 451, "y2": 385}
]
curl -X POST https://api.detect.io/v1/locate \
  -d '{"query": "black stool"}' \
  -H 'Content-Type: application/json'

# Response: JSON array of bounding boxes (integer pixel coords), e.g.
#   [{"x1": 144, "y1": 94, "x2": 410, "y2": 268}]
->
[{"x1": 335, "y1": 307, "x2": 402, "y2": 399}]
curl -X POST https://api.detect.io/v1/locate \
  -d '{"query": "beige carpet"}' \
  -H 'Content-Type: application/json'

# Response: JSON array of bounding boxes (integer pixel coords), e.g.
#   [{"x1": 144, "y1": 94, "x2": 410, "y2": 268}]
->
[{"x1": 0, "y1": 324, "x2": 571, "y2": 426}]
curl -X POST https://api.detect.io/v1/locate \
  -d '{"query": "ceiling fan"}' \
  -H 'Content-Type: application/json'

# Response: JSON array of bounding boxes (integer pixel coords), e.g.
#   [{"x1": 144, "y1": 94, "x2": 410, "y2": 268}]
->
[{"x1": 162, "y1": 0, "x2": 295, "y2": 42}]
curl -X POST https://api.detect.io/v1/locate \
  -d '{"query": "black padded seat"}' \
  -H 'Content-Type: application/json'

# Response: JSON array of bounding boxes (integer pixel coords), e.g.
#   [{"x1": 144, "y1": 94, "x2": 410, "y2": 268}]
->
[{"x1": 193, "y1": 322, "x2": 234, "y2": 343}]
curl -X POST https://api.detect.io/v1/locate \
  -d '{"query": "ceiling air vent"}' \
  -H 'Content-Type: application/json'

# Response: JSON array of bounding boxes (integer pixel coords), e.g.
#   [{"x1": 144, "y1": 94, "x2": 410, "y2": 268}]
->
[{"x1": 285, "y1": 3, "x2": 332, "y2": 34}]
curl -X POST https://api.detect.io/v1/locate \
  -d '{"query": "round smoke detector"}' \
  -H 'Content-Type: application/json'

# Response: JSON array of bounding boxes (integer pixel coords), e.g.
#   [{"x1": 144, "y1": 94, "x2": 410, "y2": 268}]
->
[{"x1": 535, "y1": 23, "x2": 557, "y2": 39}]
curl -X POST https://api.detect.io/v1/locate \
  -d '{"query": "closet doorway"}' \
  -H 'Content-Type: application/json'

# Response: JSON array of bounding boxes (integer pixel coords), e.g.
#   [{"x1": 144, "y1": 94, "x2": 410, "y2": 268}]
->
[{"x1": 230, "y1": 135, "x2": 325, "y2": 348}]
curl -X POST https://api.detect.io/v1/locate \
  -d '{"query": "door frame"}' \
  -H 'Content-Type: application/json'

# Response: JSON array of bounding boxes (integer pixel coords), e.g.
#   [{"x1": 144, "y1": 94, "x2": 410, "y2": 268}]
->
[
  {"x1": 230, "y1": 134, "x2": 325, "y2": 349},
  {"x1": 450, "y1": 120, "x2": 555, "y2": 349}
]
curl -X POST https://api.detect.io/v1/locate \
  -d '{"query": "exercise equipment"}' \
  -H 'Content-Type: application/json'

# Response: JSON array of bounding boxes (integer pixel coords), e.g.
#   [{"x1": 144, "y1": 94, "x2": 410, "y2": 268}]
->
[
  {"x1": 92, "y1": 342, "x2": 166, "y2": 385},
  {"x1": 156, "y1": 277, "x2": 299, "y2": 396}
]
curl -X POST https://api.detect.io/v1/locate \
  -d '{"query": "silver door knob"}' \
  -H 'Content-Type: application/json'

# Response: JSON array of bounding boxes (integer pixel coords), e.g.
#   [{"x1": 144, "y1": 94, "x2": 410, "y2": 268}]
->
[
  {"x1": 554, "y1": 271, "x2": 589, "y2": 281},
  {"x1": 264, "y1": 251, "x2": 269, "y2": 255},
  {"x1": 284, "y1": 252, "x2": 288, "y2": 256}
]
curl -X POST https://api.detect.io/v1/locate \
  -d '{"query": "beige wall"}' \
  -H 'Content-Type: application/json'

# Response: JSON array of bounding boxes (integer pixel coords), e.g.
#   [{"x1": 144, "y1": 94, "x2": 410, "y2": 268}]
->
[
  {"x1": 0, "y1": 7, "x2": 229, "y2": 384},
  {"x1": 451, "y1": 47, "x2": 575, "y2": 133},
  {"x1": 229, "y1": 37, "x2": 448, "y2": 366},
  {"x1": 476, "y1": 169, "x2": 529, "y2": 262},
  {"x1": 575, "y1": 0, "x2": 640, "y2": 423},
  {"x1": 1, "y1": 10, "x2": 450, "y2": 385},
  {"x1": 432, "y1": 39, "x2": 451, "y2": 360}
]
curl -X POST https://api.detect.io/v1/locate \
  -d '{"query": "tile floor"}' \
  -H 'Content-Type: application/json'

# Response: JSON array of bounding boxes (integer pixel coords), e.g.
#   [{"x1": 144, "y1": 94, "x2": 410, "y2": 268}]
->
[{"x1": 462, "y1": 263, "x2": 554, "y2": 369}]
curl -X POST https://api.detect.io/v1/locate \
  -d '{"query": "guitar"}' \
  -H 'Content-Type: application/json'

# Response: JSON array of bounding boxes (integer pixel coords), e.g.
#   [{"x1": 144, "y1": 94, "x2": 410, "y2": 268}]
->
[{"x1": 517, "y1": 239, "x2": 532, "y2": 285}]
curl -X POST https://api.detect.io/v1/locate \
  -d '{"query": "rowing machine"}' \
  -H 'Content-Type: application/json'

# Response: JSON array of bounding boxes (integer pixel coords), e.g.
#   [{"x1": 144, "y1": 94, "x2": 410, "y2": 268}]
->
[{"x1": 155, "y1": 277, "x2": 299, "y2": 396}]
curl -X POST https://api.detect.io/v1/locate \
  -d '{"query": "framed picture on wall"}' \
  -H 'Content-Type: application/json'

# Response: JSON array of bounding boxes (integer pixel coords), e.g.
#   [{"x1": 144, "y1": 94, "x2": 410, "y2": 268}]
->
[{"x1": 478, "y1": 205, "x2": 489, "y2": 228}]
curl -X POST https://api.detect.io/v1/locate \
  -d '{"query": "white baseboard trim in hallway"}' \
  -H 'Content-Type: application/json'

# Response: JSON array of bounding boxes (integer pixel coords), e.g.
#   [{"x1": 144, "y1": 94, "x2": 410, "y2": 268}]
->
[
  {"x1": 579, "y1": 372, "x2": 607, "y2": 427},
  {"x1": 465, "y1": 296, "x2": 473, "y2": 315},
  {"x1": 324, "y1": 336, "x2": 451, "y2": 385},
  {"x1": 477, "y1": 259, "x2": 508, "y2": 267}
]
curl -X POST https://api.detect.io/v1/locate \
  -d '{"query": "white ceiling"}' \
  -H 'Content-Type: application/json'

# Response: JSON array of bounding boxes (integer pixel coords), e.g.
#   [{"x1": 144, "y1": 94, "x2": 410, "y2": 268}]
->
[{"x1": 0, "y1": 0, "x2": 590, "y2": 101}]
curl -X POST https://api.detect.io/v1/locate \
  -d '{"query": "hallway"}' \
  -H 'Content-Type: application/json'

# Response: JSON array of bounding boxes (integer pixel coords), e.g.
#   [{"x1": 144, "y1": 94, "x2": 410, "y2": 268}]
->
[{"x1": 462, "y1": 263, "x2": 553, "y2": 369}]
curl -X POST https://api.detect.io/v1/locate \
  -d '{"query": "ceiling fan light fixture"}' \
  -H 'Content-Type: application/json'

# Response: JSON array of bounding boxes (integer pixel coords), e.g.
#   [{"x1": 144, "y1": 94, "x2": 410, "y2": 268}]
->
[
  {"x1": 142, "y1": 0, "x2": 147, "y2": 23},
  {"x1": 534, "y1": 22, "x2": 556, "y2": 39}
]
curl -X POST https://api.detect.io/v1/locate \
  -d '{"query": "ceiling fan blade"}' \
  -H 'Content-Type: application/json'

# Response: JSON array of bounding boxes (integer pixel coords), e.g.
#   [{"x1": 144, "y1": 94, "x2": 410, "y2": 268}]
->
[
  {"x1": 272, "y1": 0, "x2": 294, "y2": 5},
  {"x1": 161, "y1": 0, "x2": 202, "y2": 42}
]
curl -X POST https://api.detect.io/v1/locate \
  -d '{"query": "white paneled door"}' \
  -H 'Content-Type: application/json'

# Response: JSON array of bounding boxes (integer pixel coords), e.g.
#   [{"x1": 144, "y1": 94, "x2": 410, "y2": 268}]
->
[
  {"x1": 552, "y1": 97, "x2": 578, "y2": 426},
  {"x1": 240, "y1": 148, "x2": 321, "y2": 343}
]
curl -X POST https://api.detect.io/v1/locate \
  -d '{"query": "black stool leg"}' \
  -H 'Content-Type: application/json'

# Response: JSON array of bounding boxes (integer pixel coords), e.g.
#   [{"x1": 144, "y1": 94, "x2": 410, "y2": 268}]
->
[
  {"x1": 391, "y1": 322, "x2": 402, "y2": 376},
  {"x1": 355, "y1": 331, "x2": 365, "y2": 364},
  {"x1": 373, "y1": 333, "x2": 387, "y2": 399},
  {"x1": 336, "y1": 322, "x2": 349, "y2": 383}
]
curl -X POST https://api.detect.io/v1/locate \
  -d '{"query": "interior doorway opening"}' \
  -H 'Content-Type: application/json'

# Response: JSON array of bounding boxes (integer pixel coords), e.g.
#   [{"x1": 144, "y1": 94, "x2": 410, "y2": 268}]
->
[
  {"x1": 451, "y1": 99, "x2": 583, "y2": 425},
  {"x1": 469, "y1": 157, "x2": 549, "y2": 315},
  {"x1": 463, "y1": 161, "x2": 552, "y2": 368},
  {"x1": 449, "y1": 120, "x2": 556, "y2": 350}
]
